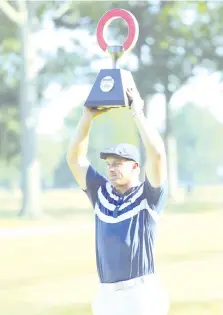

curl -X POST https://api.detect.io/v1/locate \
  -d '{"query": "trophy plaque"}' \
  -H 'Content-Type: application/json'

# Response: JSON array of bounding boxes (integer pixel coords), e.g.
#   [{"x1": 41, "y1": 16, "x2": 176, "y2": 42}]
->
[{"x1": 84, "y1": 8, "x2": 139, "y2": 109}]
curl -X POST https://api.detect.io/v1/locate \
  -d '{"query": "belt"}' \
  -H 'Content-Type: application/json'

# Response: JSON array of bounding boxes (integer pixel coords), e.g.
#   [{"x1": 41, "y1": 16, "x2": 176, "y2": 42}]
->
[{"x1": 100, "y1": 274, "x2": 155, "y2": 291}]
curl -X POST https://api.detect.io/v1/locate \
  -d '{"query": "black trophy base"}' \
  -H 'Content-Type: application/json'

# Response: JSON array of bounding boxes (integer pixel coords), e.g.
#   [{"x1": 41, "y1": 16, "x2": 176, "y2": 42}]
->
[{"x1": 84, "y1": 69, "x2": 136, "y2": 109}]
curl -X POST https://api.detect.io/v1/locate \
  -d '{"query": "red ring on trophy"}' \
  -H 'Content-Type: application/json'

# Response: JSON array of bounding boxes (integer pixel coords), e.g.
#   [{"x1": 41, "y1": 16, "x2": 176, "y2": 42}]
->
[{"x1": 96, "y1": 9, "x2": 139, "y2": 52}]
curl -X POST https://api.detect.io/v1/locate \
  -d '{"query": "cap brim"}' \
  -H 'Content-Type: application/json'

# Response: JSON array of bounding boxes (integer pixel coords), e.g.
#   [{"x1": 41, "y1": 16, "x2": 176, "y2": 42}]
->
[
  {"x1": 100, "y1": 152, "x2": 138, "y2": 163},
  {"x1": 100, "y1": 152, "x2": 122, "y2": 160}
]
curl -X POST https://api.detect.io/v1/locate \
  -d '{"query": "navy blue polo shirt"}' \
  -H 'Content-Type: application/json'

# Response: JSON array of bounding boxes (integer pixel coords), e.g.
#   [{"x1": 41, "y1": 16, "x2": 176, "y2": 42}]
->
[{"x1": 84, "y1": 166, "x2": 167, "y2": 284}]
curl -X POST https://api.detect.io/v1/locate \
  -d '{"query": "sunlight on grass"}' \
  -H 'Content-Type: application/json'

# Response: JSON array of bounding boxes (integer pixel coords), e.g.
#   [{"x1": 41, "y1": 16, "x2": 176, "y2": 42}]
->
[{"x1": 0, "y1": 187, "x2": 223, "y2": 315}]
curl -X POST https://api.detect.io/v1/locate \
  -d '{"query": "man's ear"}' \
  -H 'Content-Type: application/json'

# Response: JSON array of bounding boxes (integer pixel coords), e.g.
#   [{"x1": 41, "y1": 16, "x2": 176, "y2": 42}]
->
[{"x1": 133, "y1": 162, "x2": 139, "y2": 169}]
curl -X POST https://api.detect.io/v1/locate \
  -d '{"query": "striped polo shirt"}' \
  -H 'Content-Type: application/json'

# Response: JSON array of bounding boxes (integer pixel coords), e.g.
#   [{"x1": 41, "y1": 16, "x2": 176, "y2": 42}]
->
[{"x1": 84, "y1": 166, "x2": 167, "y2": 284}]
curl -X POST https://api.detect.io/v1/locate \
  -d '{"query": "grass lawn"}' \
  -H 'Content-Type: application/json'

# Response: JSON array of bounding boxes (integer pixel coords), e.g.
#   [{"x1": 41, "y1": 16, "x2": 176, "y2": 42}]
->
[{"x1": 0, "y1": 187, "x2": 223, "y2": 315}]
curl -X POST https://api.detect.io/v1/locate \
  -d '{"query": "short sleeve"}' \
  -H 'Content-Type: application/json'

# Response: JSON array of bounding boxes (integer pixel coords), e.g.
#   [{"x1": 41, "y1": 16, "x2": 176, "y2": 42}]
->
[
  {"x1": 143, "y1": 176, "x2": 168, "y2": 214},
  {"x1": 83, "y1": 166, "x2": 107, "y2": 207}
]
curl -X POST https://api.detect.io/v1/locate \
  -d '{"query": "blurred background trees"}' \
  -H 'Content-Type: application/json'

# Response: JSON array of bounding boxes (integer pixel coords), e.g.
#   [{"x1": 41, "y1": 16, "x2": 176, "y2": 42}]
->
[{"x1": 0, "y1": 1, "x2": 223, "y2": 216}]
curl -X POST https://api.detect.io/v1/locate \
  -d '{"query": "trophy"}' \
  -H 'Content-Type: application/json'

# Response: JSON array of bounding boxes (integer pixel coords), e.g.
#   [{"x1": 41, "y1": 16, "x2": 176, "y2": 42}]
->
[{"x1": 84, "y1": 8, "x2": 139, "y2": 109}]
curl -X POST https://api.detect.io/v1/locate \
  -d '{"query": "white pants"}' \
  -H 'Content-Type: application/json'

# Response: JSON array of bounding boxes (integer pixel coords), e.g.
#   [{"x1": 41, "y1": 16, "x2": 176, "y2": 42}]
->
[{"x1": 91, "y1": 274, "x2": 169, "y2": 315}]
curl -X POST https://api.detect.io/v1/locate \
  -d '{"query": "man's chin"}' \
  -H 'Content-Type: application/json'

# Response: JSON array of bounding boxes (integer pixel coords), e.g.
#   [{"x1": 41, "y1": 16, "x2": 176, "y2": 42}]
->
[{"x1": 109, "y1": 178, "x2": 121, "y2": 185}]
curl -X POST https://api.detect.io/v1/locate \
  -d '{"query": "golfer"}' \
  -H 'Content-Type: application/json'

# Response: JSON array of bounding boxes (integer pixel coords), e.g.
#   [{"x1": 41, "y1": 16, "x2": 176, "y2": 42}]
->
[{"x1": 67, "y1": 87, "x2": 169, "y2": 315}]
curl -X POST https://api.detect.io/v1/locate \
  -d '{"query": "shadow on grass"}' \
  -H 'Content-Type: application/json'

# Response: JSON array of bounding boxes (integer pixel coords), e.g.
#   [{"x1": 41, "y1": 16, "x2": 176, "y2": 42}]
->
[
  {"x1": 45, "y1": 207, "x2": 93, "y2": 219},
  {"x1": 0, "y1": 207, "x2": 94, "y2": 222},
  {"x1": 0, "y1": 200, "x2": 222, "y2": 222},
  {"x1": 0, "y1": 210, "x2": 21, "y2": 219}
]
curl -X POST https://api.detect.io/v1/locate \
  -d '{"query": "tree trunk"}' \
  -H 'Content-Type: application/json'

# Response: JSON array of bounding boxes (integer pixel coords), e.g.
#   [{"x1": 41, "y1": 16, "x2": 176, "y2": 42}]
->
[
  {"x1": 164, "y1": 92, "x2": 178, "y2": 198},
  {"x1": 18, "y1": 0, "x2": 41, "y2": 218},
  {"x1": 139, "y1": 94, "x2": 154, "y2": 180},
  {"x1": 164, "y1": 92, "x2": 171, "y2": 187}
]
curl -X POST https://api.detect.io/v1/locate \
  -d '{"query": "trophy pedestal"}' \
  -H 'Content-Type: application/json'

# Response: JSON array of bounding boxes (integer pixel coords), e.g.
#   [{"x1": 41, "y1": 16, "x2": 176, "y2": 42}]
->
[
  {"x1": 84, "y1": 9, "x2": 139, "y2": 110},
  {"x1": 84, "y1": 69, "x2": 136, "y2": 109}
]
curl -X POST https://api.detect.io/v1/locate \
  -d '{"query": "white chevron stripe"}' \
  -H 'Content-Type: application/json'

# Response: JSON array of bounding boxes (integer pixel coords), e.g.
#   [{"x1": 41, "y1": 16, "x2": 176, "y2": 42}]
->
[
  {"x1": 122, "y1": 184, "x2": 143, "y2": 201},
  {"x1": 106, "y1": 183, "x2": 119, "y2": 200},
  {"x1": 118, "y1": 185, "x2": 144, "y2": 210},
  {"x1": 98, "y1": 187, "x2": 116, "y2": 211},
  {"x1": 95, "y1": 198, "x2": 159, "y2": 223},
  {"x1": 98, "y1": 183, "x2": 144, "y2": 212}
]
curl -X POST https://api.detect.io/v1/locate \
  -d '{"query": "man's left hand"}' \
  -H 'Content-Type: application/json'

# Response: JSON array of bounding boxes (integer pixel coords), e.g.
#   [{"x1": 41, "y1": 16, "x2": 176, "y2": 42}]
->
[{"x1": 126, "y1": 87, "x2": 144, "y2": 115}]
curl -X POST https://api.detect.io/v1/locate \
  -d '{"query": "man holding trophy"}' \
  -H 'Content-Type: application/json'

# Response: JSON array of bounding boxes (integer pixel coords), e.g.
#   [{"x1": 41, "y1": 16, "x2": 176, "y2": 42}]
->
[{"x1": 67, "y1": 9, "x2": 169, "y2": 315}]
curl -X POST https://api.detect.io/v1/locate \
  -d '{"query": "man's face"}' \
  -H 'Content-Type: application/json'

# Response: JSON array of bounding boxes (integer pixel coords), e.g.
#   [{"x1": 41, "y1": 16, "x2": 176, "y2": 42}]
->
[{"x1": 105, "y1": 156, "x2": 138, "y2": 186}]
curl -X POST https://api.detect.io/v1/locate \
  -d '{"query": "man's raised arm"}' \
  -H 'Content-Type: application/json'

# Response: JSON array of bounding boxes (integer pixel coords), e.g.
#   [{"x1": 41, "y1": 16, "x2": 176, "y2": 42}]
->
[
  {"x1": 127, "y1": 88, "x2": 167, "y2": 188},
  {"x1": 66, "y1": 107, "x2": 108, "y2": 190}
]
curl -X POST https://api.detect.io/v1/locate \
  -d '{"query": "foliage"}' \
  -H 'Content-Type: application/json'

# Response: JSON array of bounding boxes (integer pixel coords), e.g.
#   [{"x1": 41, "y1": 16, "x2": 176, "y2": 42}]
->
[
  {"x1": 0, "y1": 1, "x2": 223, "y2": 188},
  {"x1": 173, "y1": 103, "x2": 223, "y2": 185}
]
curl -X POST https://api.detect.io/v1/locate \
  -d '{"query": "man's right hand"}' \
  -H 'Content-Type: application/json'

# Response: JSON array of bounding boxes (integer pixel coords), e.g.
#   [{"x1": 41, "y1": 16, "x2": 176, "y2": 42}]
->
[{"x1": 83, "y1": 107, "x2": 111, "y2": 120}]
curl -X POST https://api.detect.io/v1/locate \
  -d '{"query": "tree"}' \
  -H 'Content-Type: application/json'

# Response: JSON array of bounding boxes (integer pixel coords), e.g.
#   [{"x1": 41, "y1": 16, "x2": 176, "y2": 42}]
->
[
  {"x1": 0, "y1": 9, "x2": 20, "y2": 161},
  {"x1": 52, "y1": 1, "x2": 223, "y2": 193},
  {"x1": 172, "y1": 103, "x2": 223, "y2": 185},
  {"x1": 1, "y1": 1, "x2": 222, "y2": 193},
  {"x1": 0, "y1": 0, "x2": 42, "y2": 217}
]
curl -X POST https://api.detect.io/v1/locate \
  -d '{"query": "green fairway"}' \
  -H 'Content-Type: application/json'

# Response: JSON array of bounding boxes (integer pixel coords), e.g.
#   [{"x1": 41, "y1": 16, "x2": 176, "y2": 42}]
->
[{"x1": 0, "y1": 187, "x2": 223, "y2": 315}]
